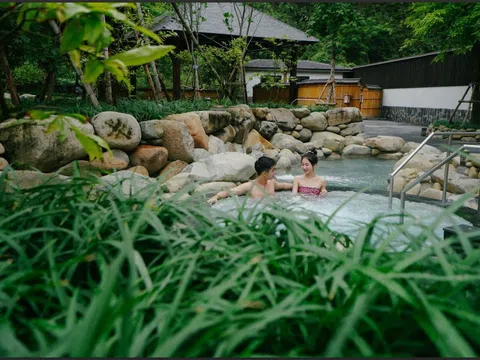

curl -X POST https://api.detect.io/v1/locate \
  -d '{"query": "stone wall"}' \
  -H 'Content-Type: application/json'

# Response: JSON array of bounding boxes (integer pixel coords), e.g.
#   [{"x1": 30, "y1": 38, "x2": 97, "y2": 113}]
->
[{"x1": 382, "y1": 106, "x2": 468, "y2": 126}]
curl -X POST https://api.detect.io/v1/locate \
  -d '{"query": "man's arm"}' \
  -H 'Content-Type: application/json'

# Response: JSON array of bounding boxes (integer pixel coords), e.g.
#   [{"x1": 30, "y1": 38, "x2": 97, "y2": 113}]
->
[
  {"x1": 292, "y1": 177, "x2": 299, "y2": 194},
  {"x1": 274, "y1": 180, "x2": 294, "y2": 191},
  {"x1": 207, "y1": 181, "x2": 252, "y2": 205}
]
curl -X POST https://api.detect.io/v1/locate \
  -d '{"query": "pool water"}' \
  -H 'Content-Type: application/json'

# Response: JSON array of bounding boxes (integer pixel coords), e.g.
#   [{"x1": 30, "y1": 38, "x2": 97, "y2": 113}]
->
[
  {"x1": 212, "y1": 190, "x2": 472, "y2": 250},
  {"x1": 277, "y1": 157, "x2": 397, "y2": 193}
]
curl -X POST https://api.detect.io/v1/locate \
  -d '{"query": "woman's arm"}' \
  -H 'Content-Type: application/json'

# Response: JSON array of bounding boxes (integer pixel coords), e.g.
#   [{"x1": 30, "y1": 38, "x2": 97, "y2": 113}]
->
[
  {"x1": 292, "y1": 177, "x2": 299, "y2": 194},
  {"x1": 207, "y1": 181, "x2": 252, "y2": 205},
  {"x1": 319, "y1": 177, "x2": 327, "y2": 196}
]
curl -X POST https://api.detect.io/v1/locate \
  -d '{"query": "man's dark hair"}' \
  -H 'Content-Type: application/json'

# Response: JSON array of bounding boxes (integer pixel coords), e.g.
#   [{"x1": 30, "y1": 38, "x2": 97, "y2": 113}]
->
[{"x1": 254, "y1": 156, "x2": 276, "y2": 175}]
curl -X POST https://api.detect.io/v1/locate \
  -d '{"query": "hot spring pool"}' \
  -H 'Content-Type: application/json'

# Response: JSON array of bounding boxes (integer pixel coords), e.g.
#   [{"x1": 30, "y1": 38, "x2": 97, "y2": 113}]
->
[
  {"x1": 212, "y1": 190, "x2": 473, "y2": 250},
  {"x1": 277, "y1": 157, "x2": 397, "y2": 192}
]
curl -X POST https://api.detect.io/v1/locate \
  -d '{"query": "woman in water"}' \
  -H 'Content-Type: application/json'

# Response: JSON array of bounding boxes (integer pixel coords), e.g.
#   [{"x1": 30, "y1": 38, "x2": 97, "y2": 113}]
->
[{"x1": 292, "y1": 149, "x2": 327, "y2": 196}]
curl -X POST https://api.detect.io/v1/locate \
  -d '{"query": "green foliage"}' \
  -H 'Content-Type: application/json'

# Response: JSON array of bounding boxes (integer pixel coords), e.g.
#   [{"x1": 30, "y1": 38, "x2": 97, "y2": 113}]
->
[
  {"x1": 404, "y1": 3, "x2": 480, "y2": 54},
  {"x1": 12, "y1": 61, "x2": 46, "y2": 85},
  {"x1": 433, "y1": 120, "x2": 480, "y2": 131},
  {"x1": 0, "y1": 175, "x2": 479, "y2": 356}
]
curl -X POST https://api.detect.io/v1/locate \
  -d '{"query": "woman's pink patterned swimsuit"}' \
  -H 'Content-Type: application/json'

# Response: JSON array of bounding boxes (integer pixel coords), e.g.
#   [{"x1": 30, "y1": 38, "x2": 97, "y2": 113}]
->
[{"x1": 298, "y1": 186, "x2": 321, "y2": 196}]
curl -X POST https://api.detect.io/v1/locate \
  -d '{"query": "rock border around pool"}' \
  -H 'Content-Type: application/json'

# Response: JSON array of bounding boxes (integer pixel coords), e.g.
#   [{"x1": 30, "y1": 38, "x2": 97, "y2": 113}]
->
[{"x1": 2, "y1": 104, "x2": 476, "y2": 202}]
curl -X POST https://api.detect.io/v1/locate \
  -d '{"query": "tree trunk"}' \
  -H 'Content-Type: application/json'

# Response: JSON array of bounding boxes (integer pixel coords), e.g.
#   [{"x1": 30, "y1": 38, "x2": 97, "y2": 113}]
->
[
  {"x1": 102, "y1": 15, "x2": 113, "y2": 104},
  {"x1": 39, "y1": 70, "x2": 56, "y2": 102},
  {"x1": 49, "y1": 20, "x2": 100, "y2": 108},
  {"x1": 0, "y1": 44, "x2": 20, "y2": 106},
  {"x1": 471, "y1": 41, "x2": 480, "y2": 125},
  {"x1": 0, "y1": 77, "x2": 9, "y2": 121},
  {"x1": 326, "y1": 41, "x2": 336, "y2": 105},
  {"x1": 157, "y1": 65, "x2": 171, "y2": 101},
  {"x1": 136, "y1": 3, "x2": 163, "y2": 100},
  {"x1": 46, "y1": 71, "x2": 56, "y2": 101},
  {"x1": 171, "y1": 3, "x2": 224, "y2": 92}
]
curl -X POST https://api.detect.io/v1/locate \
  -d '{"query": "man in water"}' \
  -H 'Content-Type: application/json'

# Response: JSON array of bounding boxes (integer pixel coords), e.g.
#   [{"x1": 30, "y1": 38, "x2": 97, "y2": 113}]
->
[{"x1": 207, "y1": 156, "x2": 293, "y2": 205}]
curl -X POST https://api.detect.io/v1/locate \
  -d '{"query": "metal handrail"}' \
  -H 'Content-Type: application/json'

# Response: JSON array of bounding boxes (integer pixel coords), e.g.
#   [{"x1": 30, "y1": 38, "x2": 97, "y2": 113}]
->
[
  {"x1": 388, "y1": 131, "x2": 479, "y2": 209},
  {"x1": 398, "y1": 144, "x2": 480, "y2": 224}
]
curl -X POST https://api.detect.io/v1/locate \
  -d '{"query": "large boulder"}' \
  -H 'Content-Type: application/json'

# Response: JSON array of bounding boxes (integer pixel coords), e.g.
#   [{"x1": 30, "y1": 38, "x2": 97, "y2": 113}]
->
[
  {"x1": 193, "y1": 148, "x2": 210, "y2": 162},
  {"x1": 298, "y1": 128, "x2": 313, "y2": 142},
  {"x1": 129, "y1": 145, "x2": 169, "y2": 175},
  {"x1": 1, "y1": 170, "x2": 69, "y2": 191},
  {"x1": 166, "y1": 112, "x2": 209, "y2": 150},
  {"x1": 342, "y1": 144, "x2": 371, "y2": 156},
  {"x1": 227, "y1": 105, "x2": 255, "y2": 124},
  {"x1": 0, "y1": 143, "x2": 4, "y2": 155},
  {"x1": 90, "y1": 111, "x2": 141, "y2": 151},
  {"x1": 291, "y1": 108, "x2": 310, "y2": 119},
  {"x1": 0, "y1": 158, "x2": 8, "y2": 170},
  {"x1": 194, "y1": 181, "x2": 237, "y2": 197},
  {"x1": 244, "y1": 129, "x2": 273, "y2": 150},
  {"x1": 157, "y1": 120, "x2": 194, "y2": 163},
  {"x1": 269, "y1": 108, "x2": 298, "y2": 131},
  {"x1": 158, "y1": 160, "x2": 188, "y2": 182},
  {"x1": 255, "y1": 120, "x2": 278, "y2": 140},
  {"x1": 301, "y1": 112, "x2": 328, "y2": 131},
  {"x1": 0, "y1": 117, "x2": 95, "y2": 172},
  {"x1": 310, "y1": 132, "x2": 346, "y2": 153},
  {"x1": 270, "y1": 133, "x2": 307, "y2": 154},
  {"x1": 275, "y1": 156, "x2": 291, "y2": 172},
  {"x1": 376, "y1": 152, "x2": 404, "y2": 160},
  {"x1": 393, "y1": 154, "x2": 436, "y2": 172},
  {"x1": 212, "y1": 125, "x2": 236, "y2": 143},
  {"x1": 181, "y1": 152, "x2": 256, "y2": 182},
  {"x1": 345, "y1": 135, "x2": 365, "y2": 146},
  {"x1": 252, "y1": 107, "x2": 269, "y2": 120},
  {"x1": 225, "y1": 142, "x2": 246, "y2": 153},
  {"x1": 196, "y1": 110, "x2": 232, "y2": 134},
  {"x1": 365, "y1": 136, "x2": 406, "y2": 153},
  {"x1": 208, "y1": 135, "x2": 226, "y2": 154},
  {"x1": 232, "y1": 119, "x2": 256, "y2": 145},
  {"x1": 140, "y1": 120, "x2": 164, "y2": 140},
  {"x1": 57, "y1": 149, "x2": 130, "y2": 177},
  {"x1": 326, "y1": 107, "x2": 363, "y2": 126},
  {"x1": 340, "y1": 122, "x2": 365, "y2": 137},
  {"x1": 279, "y1": 148, "x2": 300, "y2": 165},
  {"x1": 431, "y1": 169, "x2": 480, "y2": 194},
  {"x1": 99, "y1": 171, "x2": 156, "y2": 198}
]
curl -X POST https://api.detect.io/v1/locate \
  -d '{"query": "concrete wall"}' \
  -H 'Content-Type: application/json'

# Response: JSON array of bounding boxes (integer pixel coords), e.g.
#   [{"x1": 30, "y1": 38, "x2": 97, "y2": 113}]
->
[
  {"x1": 382, "y1": 86, "x2": 472, "y2": 125},
  {"x1": 245, "y1": 70, "x2": 344, "y2": 99}
]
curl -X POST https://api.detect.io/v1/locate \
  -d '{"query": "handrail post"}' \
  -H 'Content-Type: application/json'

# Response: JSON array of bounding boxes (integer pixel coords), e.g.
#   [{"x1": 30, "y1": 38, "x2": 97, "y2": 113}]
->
[
  {"x1": 400, "y1": 192, "x2": 406, "y2": 224},
  {"x1": 442, "y1": 134, "x2": 453, "y2": 205},
  {"x1": 388, "y1": 175, "x2": 394, "y2": 209}
]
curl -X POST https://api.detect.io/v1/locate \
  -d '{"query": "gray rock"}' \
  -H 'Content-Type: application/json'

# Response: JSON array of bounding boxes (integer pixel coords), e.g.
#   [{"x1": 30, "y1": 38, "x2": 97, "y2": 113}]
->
[
  {"x1": 326, "y1": 107, "x2": 363, "y2": 126},
  {"x1": 255, "y1": 120, "x2": 278, "y2": 140},
  {"x1": 140, "y1": 120, "x2": 164, "y2": 140},
  {"x1": 252, "y1": 107, "x2": 269, "y2": 120},
  {"x1": 340, "y1": 122, "x2": 365, "y2": 137},
  {"x1": 0, "y1": 117, "x2": 95, "y2": 172},
  {"x1": 298, "y1": 128, "x2": 313, "y2": 142},
  {"x1": 193, "y1": 148, "x2": 210, "y2": 162},
  {"x1": 310, "y1": 132, "x2": 346, "y2": 153},
  {"x1": 291, "y1": 107, "x2": 311, "y2": 119},
  {"x1": 326, "y1": 126, "x2": 340, "y2": 134},
  {"x1": 196, "y1": 110, "x2": 232, "y2": 134},
  {"x1": 213, "y1": 125, "x2": 236, "y2": 143},
  {"x1": 91, "y1": 111, "x2": 141, "y2": 151},
  {"x1": 269, "y1": 108, "x2": 298, "y2": 131},
  {"x1": 342, "y1": 144, "x2": 371, "y2": 156},
  {"x1": 233, "y1": 119, "x2": 256, "y2": 145},
  {"x1": 301, "y1": 112, "x2": 328, "y2": 131},
  {"x1": 208, "y1": 135, "x2": 226, "y2": 154},
  {"x1": 270, "y1": 133, "x2": 307, "y2": 154}
]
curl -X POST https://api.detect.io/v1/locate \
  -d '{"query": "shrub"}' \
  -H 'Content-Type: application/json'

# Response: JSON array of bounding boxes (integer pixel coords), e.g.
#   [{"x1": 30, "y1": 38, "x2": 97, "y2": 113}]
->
[{"x1": 0, "y1": 171, "x2": 479, "y2": 357}]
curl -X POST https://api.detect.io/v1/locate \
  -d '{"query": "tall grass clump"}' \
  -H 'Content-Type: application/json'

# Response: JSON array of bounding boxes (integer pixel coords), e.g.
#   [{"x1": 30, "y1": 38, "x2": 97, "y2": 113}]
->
[
  {"x1": 7, "y1": 97, "x2": 327, "y2": 124},
  {"x1": 0, "y1": 172, "x2": 480, "y2": 357}
]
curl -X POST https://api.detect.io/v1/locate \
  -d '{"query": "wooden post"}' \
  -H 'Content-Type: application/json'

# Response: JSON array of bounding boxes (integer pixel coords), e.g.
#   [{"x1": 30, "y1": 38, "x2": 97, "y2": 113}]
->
[
  {"x1": 171, "y1": 53, "x2": 182, "y2": 100},
  {"x1": 0, "y1": 44, "x2": 20, "y2": 106},
  {"x1": 288, "y1": 47, "x2": 298, "y2": 105}
]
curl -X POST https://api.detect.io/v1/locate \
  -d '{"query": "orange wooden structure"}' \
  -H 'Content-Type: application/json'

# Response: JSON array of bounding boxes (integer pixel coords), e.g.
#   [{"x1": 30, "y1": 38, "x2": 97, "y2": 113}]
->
[
  {"x1": 296, "y1": 79, "x2": 382, "y2": 119},
  {"x1": 252, "y1": 84, "x2": 290, "y2": 103}
]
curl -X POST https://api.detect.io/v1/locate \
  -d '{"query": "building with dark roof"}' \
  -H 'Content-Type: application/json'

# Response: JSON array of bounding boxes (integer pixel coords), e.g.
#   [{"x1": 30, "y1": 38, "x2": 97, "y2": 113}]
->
[
  {"x1": 148, "y1": 3, "x2": 318, "y2": 101},
  {"x1": 245, "y1": 59, "x2": 352, "y2": 100}
]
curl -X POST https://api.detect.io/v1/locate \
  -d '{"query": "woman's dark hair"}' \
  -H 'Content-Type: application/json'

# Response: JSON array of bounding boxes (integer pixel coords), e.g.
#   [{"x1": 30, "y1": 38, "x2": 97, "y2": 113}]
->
[{"x1": 301, "y1": 149, "x2": 318, "y2": 166}]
